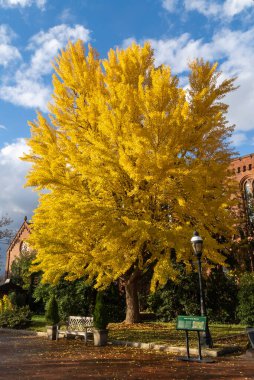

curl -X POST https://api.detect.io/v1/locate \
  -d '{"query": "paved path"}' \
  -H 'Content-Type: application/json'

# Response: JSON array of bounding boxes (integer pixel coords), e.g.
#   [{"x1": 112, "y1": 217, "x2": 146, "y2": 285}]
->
[{"x1": 0, "y1": 330, "x2": 253, "y2": 379}]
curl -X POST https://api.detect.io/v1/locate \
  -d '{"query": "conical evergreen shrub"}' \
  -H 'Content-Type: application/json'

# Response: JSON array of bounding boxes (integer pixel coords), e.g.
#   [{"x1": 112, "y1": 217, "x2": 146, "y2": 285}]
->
[
  {"x1": 45, "y1": 294, "x2": 59, "y2": 325},
  {"x1": 93, "y1": 292, "x2": 108, "y2": 330}
]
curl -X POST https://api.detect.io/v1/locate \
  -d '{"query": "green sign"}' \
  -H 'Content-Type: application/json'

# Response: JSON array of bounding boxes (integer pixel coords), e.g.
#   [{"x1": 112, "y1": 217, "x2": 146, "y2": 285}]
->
[{"x1": 176, "y1": 315, "x2": 207, "y2": 331}]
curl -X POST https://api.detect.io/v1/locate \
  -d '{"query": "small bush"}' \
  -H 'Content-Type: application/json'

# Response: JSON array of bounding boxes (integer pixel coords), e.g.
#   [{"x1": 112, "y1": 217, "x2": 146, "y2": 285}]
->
[
  {"x1": 93, "y1": 292, "x2": 108, "y2": 329},
  {"x1": 8, "y1": 291, "x2": 27, "y2": 307},
  {"x1": 237, "y1": 272, "x2": 254, "y2": 325},
  {"x1": 45, "y1": 295, "x2": 59, "y2": 325},
  {"x1": 0, "y1": 295, "x2": 13, "y2": 313},
  {"x1": 0, "y1": 305, "x2": 31, "y2": 329}
]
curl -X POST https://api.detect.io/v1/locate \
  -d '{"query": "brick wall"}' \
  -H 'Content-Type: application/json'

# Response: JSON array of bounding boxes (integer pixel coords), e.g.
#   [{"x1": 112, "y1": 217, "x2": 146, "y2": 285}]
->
[{"x1": 5, "y1": 220, "x2": 31, "y2": 280}]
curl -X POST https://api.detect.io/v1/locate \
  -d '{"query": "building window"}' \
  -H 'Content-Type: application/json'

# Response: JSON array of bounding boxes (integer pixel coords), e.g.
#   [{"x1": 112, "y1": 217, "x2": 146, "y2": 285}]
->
[
  {"x1": 249, "y1": 164, "x2": 252, "y2": 170},
  {"x1": 20, "y1": 241, "x2": 30, "y2": 253},
  {"x1": 244, "y1": 181, "x2": 254, "y2": 226},
  {"x1": 237, "y1": 167, "x2": 241, "y2": 173},
  {"x1": 243, "y1": 166, "x2": 246, "y2": 172}
]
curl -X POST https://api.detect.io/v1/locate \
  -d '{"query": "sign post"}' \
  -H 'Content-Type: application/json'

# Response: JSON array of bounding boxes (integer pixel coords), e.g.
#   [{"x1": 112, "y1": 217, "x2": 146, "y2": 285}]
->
[{"x1": 176, "y1": 316, "x2": 215, "y2": 363}]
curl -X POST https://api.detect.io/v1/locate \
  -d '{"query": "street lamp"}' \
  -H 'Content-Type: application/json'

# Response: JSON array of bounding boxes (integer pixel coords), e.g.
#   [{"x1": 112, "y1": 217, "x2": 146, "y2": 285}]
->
[{"x1": 191, "y1": 231, "x2": 213, "y2": 348}]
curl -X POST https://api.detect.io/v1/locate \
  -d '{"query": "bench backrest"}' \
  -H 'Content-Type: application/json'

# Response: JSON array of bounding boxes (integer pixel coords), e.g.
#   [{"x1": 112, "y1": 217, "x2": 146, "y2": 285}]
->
[{"x1": 68, "y1": 316, "x2": 94, "y2": 331}]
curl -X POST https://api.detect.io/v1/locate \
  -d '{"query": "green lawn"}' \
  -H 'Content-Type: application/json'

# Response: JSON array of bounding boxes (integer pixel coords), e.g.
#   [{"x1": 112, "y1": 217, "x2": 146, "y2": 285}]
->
[
  {"x1": 29, "y1": 314, "x2": 47, "y2": 332},
  {"x1": 108, "y1": 322, "x2": 248, "y2": 349},
  {"x1": 30, "y1": 315, "x2": 248, "y2": 350}
]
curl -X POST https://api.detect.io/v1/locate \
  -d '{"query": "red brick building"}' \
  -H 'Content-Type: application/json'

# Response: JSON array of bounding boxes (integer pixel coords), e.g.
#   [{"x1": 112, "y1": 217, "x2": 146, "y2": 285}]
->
[
  {"x1": 5, "y1": 216, "x2": 31, "y2": 280},
  {"x1": 230, "y1": 153, "x2": 254, "y2": 236}
]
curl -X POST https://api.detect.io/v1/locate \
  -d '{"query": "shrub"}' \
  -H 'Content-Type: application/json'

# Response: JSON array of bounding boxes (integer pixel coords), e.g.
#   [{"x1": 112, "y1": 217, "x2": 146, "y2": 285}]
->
[
  {"x1": 237, "y1": 272, "x2": 254, "y2": 325},
  {"x1": 0, "y1": 305, "x2": 31, "y2": 329},
  {"x1": 93, "y1": 292, "x2": 108, "y2": 329},
  {"x1": 8, "y1": 291, "x2": 27, "y2": 308},
  {"x1": 33, "y1": 277, "x2": 97, "y2": 319},
  {"x1": 0, "y1": 295, "x2": 13, "y2": 313},
  {"x1": 45, "y1": 295, "x2": 59, "y2": 325},
  {"x1": 206, "y1": 269, "x2": 238, "y2": 323},
  {"x1": 147, "y1": 267, "x2": 238, "y2": 323},
  {"x1": 147, "y1": 272, "x2": 200, "y2": 322}
]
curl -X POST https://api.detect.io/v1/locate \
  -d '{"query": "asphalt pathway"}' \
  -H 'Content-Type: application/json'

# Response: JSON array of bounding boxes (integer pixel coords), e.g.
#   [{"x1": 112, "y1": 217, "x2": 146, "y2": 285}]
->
[{"x1": 0, "y1": 330, "x2": 253, "y2": 379}]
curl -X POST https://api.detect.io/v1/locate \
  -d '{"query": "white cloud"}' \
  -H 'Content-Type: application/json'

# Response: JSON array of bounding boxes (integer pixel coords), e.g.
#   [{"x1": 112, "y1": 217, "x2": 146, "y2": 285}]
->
[
  {"x1": 0, "y1": 139, "x2": 37, "y2": 229},
  {"x1": 230, "y1": 133, "x2": 247, "y2": 147},
  {"x1": 58, "y1": 8, "x2": 75, "y2": 23},
  {"x1": 0, "y1": 0, "x2": 46, "y2": 9},
  {"x1": 223, "y1": 0, "x2": 253, "y2": 17},
  {"x1": 0, "y1": 24, "x2": 91, "y2": 111},
  {"x1": 184, "y1": 0, "x2": 220, "y2": 16},
  {"x1": 0, "y1": 125, "x2": 6, "y2": 129},
  {"x1": 121, "y1": 37, "x2": 137, "y2": 50},
  {"x1": 0, "y1": 79, "x2": 51, "y2": 111},
  {"x1": 0, "y1": 25, "x2": 21, "y2": 66},
  {"x1": 0, "y1": 24, "x2": 15, "y2": 44},
  {"x1": 148, "y1": 34, "x2": 218, "y2": 73},
  {"x1": 123, "y1": 26, "x2": 254, "y2": 133},
  {"x1": 27, "y1": 24, "x2": 90, "y2": 77},
  {"x1": 162, "y1": 0, "x2": 178, "y2": 12},
  {"x1": 0, "y1": 44, "x2": 21, "y2": 66},
  {"x1": 183, "y1": 0, "x2": 254, "y2": 19},
  {"x1": 213, "y1": 29, "x2": 254, "y2": 132}
]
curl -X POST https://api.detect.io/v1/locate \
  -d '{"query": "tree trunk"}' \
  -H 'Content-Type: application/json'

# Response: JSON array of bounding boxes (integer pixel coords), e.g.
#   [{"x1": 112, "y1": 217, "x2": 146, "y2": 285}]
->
[
  {"x1": 124, "y1": 270, "x2": 141, "y2": 323},
  {"x1": 250, "y1": 251, "x2": 254, "y2": 272}
]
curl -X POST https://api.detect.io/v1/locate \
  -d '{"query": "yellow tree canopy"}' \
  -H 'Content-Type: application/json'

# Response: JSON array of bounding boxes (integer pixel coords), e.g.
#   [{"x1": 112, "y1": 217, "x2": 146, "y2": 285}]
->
[{"x1": 23, "y1": 40, "x2": 237, "y2": 291}]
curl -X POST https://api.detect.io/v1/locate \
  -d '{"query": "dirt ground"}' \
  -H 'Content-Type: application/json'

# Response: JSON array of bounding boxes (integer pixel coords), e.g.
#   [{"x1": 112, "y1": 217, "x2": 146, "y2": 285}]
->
[{"x1": 0, "y1": 330, "x2": 253, "y2": 380}]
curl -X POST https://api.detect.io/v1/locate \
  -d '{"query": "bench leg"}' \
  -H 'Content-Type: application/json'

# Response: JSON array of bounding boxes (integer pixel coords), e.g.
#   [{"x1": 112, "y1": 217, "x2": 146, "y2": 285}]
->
[{"x1": 84, "y1": 331, "x2": 88, "y2": 344}]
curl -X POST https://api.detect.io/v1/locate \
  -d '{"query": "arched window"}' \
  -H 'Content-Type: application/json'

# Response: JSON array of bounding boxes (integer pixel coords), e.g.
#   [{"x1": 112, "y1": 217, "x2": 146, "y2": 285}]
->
[
  {"x1": 244, "y1": 180, "x2": 254, "y2": 225},
  {"x1": 19, "y1": 241, "x2": 30, "y2": 254}
]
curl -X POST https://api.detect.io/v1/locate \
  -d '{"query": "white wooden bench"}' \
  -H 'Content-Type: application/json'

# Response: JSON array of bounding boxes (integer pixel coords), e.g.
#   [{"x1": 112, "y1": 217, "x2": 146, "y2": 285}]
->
[{"x1": 56, "y1": 316, "x2": 94, "y2": 344}]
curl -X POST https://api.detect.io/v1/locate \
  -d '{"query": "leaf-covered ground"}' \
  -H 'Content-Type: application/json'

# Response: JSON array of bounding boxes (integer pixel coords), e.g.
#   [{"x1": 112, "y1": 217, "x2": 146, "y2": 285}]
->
[
  {"x1": 108, "y1": 322, "x2": 248, "y2": 350},
  {"x1": 31, "y1": 316, "x2": 248, "y2": 350},
  {"x1": 0, "y1": 329, "x2": 253, "y2": 380}
]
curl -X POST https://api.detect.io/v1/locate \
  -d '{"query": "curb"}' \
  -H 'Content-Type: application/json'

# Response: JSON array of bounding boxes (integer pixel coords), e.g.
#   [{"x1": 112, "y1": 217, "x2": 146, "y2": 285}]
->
[
  {"x1": 0, "y1": 328, "x2": 241, "y2": 357},
  {"x1": 111, "y1": 340, "x2": 241, "y2": 357},
  {"x1": 0, "y1": 328, "x2": 47, "y2": 337}
]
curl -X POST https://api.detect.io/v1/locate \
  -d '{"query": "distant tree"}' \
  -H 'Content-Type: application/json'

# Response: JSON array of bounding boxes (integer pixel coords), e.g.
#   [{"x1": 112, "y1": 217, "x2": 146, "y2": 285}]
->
[
  {"x1": 0, "y1": 215, "x2": 12, "y2": 242},
  {"x1": 0, "y1": 215, "x2": 13, "y2": 274},
  {"x1": 11, "y1": 247, "x2": 36, "y2": 290},
  {"x1": 33, "y1": 277, "x2": 96, "y2": 320},
  {"x1": 148, "y1": 266, "x2": 238, "y2": 323},
  {"x1": 227, "y1": 236, "x2": 254, "y2": 274},
  {"x1": 23, "y1": 41, "x2": 238, "y2": 323},
  {"x1": 237, "y1": 272, "x2": 254, "y2": 325}
]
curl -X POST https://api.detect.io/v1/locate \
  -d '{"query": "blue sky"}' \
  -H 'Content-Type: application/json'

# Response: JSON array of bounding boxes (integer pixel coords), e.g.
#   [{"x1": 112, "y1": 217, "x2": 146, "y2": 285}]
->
[{"x1": 0, "y1": 0, "x2": 253, "y2": 238}]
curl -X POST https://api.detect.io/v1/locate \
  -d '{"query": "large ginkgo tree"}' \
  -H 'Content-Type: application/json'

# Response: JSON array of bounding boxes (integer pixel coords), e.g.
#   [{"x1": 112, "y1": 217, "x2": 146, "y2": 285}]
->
[{"x1": 23, "y1": 41, "x2": 237, "y2": 323}]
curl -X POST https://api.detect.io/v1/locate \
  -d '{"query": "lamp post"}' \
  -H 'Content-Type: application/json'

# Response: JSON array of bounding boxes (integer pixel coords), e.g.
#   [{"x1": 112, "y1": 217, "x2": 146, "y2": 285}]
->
[{"x1": 191, "y1": 231, "x2": 213, "y2": 348}]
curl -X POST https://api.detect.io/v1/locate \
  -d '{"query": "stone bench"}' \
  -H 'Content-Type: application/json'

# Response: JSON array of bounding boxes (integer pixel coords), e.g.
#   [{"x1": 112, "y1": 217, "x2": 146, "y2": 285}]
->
[{"x1": 56, "y1": 316, "x2": 94, "y2": 344}]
